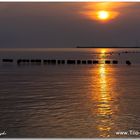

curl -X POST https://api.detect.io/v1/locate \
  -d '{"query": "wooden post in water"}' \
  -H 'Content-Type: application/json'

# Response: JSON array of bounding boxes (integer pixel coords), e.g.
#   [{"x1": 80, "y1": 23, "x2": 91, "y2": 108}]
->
[
  {"x1": 30, "y1": 59, "x2": 41, "y2": 65},
  {"x1": 57, "y1": 60, "x2": 65, "y2": 64},
  {"x1": 61, "y1": 60, "x2": 65, "y2": 64},
  {"x1": 112, "y1": 60, "x2": 118, "y2": 64},
  {"x1": 87, "y1": 60, "x2": 92, "y2": 64},
  {"x1": 50, "y1": 60, "x2": 56, "y2": 64},
  {"x1": 2, "y1": 59, "x2": 13, "y2": 63},
  {"x1": 17, "y1": 59, "x2": 30, "y2": 65},
  {"x1": 126, "y1": 60, "x2": 131, "y2": 65},
  {"x1": 77, "y1": 60, "x2": 81, "y2": 64},
  {"x1": 17, "y1": 59, "x2": 21, "y2": 65},
  {"x1": 93, "y1": 60, "x2": 99, "y2": 64},
  {"x1": 43, "y1": 60, "x2": 49, "y2": 64},
  {"x1": 67, "y1": 60, "x2": 76, "y2": 64},
  {"x1": 82, "y1": 60, "x2": 86, "y2": 64},
  {"x1": 105, "y1": 60, "x2": 111, "y2": 64},
  {"x1": 57, "y1": 60, "x2": 61, "y2": 64}
]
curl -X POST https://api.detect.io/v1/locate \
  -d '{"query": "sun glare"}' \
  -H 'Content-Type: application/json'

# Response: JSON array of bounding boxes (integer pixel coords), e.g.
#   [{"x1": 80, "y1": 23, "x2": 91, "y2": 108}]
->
[
  {"x1": 81, "y1": 2, "x2": 120, "y2": 22},
  {"x1": 97, "y1": 11, "x2": 109, "y2": 20},
  {"x1": 101, "y1": 49, "x2": 106, "y2": 54}
]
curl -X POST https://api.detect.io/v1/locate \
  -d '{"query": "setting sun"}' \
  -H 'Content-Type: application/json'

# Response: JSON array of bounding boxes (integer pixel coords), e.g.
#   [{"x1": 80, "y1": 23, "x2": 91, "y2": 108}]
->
[
  {"x1": 81, "y1": 3, "x2": 120, "y2": 22},
  {"x1": 97, "y1": 11, "x2": 109, "y2": 20}
]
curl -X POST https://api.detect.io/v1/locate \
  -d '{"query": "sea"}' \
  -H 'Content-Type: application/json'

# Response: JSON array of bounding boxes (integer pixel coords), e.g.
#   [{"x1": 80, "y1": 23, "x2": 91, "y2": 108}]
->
[{"x1": 0, "y1": 48, "x2": 140, "y2": 138}]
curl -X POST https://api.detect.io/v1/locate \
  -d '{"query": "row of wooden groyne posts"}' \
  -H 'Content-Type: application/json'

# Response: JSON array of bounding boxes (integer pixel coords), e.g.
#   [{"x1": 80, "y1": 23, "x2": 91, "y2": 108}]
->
[{"x1": 1, "y1": 59, "x2": 132, "y2": 65}]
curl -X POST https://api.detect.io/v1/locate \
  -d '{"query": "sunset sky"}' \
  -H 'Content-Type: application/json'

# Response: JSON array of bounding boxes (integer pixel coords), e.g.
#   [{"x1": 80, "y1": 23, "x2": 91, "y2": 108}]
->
[{"x1": 0, "y1": 2, "x2": 140, "y2": 48}]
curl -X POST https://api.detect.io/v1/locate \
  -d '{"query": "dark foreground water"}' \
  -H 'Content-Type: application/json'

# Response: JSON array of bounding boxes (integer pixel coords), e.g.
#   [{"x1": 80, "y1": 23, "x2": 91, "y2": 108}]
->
[{"x1": 0, "y1": 48, "x2": 140, "y2": 138}]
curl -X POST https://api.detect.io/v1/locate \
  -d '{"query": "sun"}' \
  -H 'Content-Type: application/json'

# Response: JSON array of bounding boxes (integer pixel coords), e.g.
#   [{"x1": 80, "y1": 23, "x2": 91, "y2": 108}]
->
[{"x1": 97, "y1": 11, "x2": 109, "y2": 20}]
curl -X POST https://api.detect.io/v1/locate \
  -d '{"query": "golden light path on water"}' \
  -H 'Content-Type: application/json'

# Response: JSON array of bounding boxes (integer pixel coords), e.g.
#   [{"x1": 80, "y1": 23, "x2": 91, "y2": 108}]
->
[{"x1": 90, "y1": 49, "x2": 118, "y2": 137}]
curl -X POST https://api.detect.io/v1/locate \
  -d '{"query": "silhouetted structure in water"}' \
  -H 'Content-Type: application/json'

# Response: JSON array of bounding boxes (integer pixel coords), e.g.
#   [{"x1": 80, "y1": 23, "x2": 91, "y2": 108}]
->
[
  {"x1": 30, "y1": 59, "x2": 41, "y2": 64},
  {"x1": 3, "y1": 59, "x2": 13, "y2": 63},
  {"x1": 1, "y1": 58, "x2": 133, "y2": 66},
  {"x1": 50, "y1": 60, "x2": 56, "y2": 64},
  {"x1": 58, "y1": 60, "x2": 65, "y2": 64},
  {"x1": 93, "y1": 60, "x2": 99, "y2": 64},
  {"x1": 77, "y1": 60, "x2": 81, "y2": 64},
  {"x1": 126, "y1": 60, "x2": 131, "y2": 65},
  {"x1": 67, "y1": 60, "x2": 75, "y2": 64},
  {"x1": 17, "y1": 59, "x2": 30, "y2": 65},
  {"x1": 82, "y1": 60, "x2": 86, "y2": 64},
  {"x1": 105, "y1": 60, "x2": 111, "y2": 64},
  {"x1": 112, "y1": 60, "x2": 118, "y2": 64},
  {"x1": 87, "y1": 60, "x2": 92, "y2": 64}
]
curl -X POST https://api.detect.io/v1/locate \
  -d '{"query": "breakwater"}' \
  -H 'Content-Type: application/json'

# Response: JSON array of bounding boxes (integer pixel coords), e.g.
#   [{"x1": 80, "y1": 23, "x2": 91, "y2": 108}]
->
[{"x1": 1, "y1": 59, "x2": 131, "y2": 65}]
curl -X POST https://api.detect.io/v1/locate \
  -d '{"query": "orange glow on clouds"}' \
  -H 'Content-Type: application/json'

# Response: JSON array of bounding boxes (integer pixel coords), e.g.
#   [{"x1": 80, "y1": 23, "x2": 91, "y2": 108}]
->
[
  {"x1": 80, "y1": 2, "x2": 123, "y2": 22},
  {"x1": 86, "y1": 10, "x2": 118, "y2": 21}
]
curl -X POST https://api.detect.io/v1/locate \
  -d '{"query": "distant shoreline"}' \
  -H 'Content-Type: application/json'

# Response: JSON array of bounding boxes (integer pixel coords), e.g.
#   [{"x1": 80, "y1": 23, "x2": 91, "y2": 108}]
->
[{"x1": 76, "y1": 46, "x2": 140, "y2": 48}]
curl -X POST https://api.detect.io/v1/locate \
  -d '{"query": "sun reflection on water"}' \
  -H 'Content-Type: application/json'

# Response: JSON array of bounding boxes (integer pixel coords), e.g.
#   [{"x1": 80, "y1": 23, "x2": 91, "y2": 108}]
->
[
  {"x1": 97, "y1": 64, "x2": 112, "y2": 137},
  {"x1": 90, "y1": 49, "x2": 117, "y2": 137}
]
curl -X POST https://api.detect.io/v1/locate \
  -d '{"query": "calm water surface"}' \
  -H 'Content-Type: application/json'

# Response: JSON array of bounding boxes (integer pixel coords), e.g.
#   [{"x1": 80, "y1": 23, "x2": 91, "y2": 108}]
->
[{"x1": 0, "y1": 48, "x2": 140, "y2": 138}]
